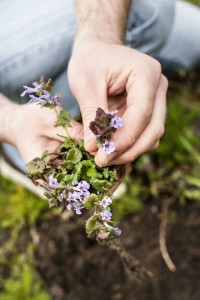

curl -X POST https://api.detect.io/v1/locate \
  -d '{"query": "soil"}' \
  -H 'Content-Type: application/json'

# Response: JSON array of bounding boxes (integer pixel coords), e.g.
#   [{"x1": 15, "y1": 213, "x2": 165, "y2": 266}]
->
[{"x1": 34, "y1": 198, "x2": 200, "y2": 300}]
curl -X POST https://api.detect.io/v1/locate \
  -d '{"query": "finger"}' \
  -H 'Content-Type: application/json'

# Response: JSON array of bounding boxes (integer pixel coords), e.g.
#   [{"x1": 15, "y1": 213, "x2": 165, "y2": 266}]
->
[
  {"x1": 107, "y1": 75, "x2": 168, "y2": 165},
  {"x1": 95, "y1": 65, "x2": 162, "y2": 166},
  {"x1": 22, "y1": 139, "x2": 61, "y2": 163},
  {"x1": 70, "y1": 70, "x2": 108, "y2": 152},
  {"x1": 72, "y1": 79, "x2": 108, "y2": 153}
]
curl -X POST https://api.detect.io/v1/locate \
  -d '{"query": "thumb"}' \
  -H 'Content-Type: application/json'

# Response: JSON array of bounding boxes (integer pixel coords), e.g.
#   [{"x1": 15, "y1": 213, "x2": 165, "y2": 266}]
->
[{"x1": 76, "y1": 85, "x2": 108, "y2": 153}]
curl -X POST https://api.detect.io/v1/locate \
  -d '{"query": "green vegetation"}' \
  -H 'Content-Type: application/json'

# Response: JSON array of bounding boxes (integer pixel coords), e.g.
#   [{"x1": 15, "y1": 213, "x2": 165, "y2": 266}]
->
[{"x1": 0, "y1": 177, "x2": 50, "y2": 299}]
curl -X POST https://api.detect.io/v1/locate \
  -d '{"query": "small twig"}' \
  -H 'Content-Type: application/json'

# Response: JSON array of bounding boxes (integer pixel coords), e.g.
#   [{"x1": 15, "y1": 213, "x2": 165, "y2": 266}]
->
[{"x1": 159, "y1": 195, "x2": 177, "y2": 272}]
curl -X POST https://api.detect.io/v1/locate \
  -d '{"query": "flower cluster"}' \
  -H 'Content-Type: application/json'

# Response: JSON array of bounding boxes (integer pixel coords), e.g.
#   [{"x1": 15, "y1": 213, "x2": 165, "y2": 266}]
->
[
  {"x1": 66, "y1": 180, "x2": 90, "y2": 215},
  {"x1": 26, "y1": 79, "x2": 122, "y2": 243},
  {"x1": 46, "y1": 173, "x2": 121, "y2": 239},
  {"x1": 89, "y1": 107, "x2": 124, "y2": 155},
  {"x1": 21, "y1": 80, "x2": 61, "y2": 107}
]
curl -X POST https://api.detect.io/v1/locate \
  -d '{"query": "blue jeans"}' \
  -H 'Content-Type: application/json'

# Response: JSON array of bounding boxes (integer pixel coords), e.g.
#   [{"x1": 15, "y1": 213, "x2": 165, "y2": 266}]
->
[{"x1": 0, "y1": 0, "x2": 200, "y2": 172}]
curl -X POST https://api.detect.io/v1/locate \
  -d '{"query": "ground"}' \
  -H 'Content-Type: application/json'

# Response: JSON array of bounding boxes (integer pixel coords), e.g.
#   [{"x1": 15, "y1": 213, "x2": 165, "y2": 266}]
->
[{"x1": 34, "y1": 199, "x2": 200, "y2": 300}]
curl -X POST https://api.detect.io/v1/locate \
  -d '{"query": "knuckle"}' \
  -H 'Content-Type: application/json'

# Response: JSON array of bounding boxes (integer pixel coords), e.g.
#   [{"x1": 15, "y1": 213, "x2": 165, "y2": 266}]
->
[
  {"x1": 117, "y1": 152, "x2": 137, "y2": 164},
  {"x1": 126, "y1": 134, "x2": 137, "y2": 150},
  {"x1": 161, "y1": 75, "x2": 169, "y2": 89},
  {"x1": 81, "y1": 106, "x2": 97, "y2": 122},
  {"x1": 147, "y1": 58, "x2": 162, "y2": 77},
  {"x1": 141, "y1": 105, "x2": 152, "y2": 123},
  {"x1": 153, "y1": 59, "x2": 162, "y2": 75},
  {"x1": 154, "y1": 123, "x2": 165, "y2": 139},
  {"x1": 70, "y1": 125, "x2": 83, "y2": 141}
]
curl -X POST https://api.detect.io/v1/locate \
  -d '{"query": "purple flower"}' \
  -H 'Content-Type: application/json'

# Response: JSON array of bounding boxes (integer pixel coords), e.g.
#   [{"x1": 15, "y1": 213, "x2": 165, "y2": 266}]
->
[
  {"x1": 48, "y1": 175, "x2": 61, "y2": 188},
  {"x1": 102, "y1": 140, "x2": 115, "y2": 154},
  {"x1": 105, "y1": 109, "x2": 118, "y2": 116},
  {"x1": 72, "y1": 180, "x2": 79, "y2": 186},
  {"x1": 48, "y1": 95, "x2": 61, "y2": 106},
  {"x1": 67, "y1": 192, "x2": 78, "y2": 201},
  {"x1": 28, "y1": 95, "x2": 46, "y2": 106},
  {"x1": 100, "y1": 210, "x2": 112, "y2": 221},
  {"x1": 67, "y1": 202, "x2": 73, "y2": 211},
  {"x1": 113, "y1": 227, "x2": 122, "y2": 236},
  {"x1": 39, "y1": 90, "x2": 51, "y2": 99},
  {"x1": 76, "y1": 180, "x2": 90, "y2": 191},
  {"x1": 60, "y1": 190, "x2": 66, "y2": 199},
  {"x1": 66, "y1": 180, "x2": 90, "y2": 215},
  {"x1": 79, "y1": 190, "x2": 90, "y2": 200},
  {"x1": 100, "y1": 196, "x2": 112, "y2": 208},
  {"x1": 66, "y1": 199, "x2": 83, "y2": 215},
  {"x1": 73, "y1": 202, "x2": 83, "y2": 215},
  {"x1": 21, "y1": 82, "x2": 42, "y2": 97},
  {"x1": 38, "y1": 91, "x2": 61, "y2": 106},
  {"x1": 110, "y1": 117, "x2": 124, "y2": 129}
]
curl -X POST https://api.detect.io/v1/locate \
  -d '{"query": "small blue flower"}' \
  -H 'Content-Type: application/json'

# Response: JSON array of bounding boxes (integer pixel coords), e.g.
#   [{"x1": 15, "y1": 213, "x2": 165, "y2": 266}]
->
[
  {"x1": 113, "y1": 227, "x2": 122, "y2": 236},
  {"x1": 73, "y1": 202, "x2": 83, "y2": 215},
  {"x1": 76, "y1": 180, "x2": 90, "y2": 191},
  {"x1": 48, "y1": 175, "x2": 61, "y2": 188},
  {"x1": 66, "y1": 199, "x2": 83, "y2": 215},
  {"x1": 72, "y1": 180, "x2": 79, "y2": 186},
  {"x1": 100, "y1": 210, "x2": 112, "y2": 221},
  {"x1": 102, "y1": 140, "x2": 115, "y2": 154},
  {"x1": 110, "y1": 117, "x2": 124, "y2": 129},
  {"x1": 21, "y1": 82, "x2": 42, "y2": 97},
  {"x1": 100, "y1": 196, "x2": 112, "y2": 208},
  {"x1": 39, "y1": 90, "x2": 51, "y2": 99},
  {"x1": 60, "y1": 190, "x2": 66, "y2": 199},
  {"x1": 48, "y1": 95, "x2": 61, "y2": 106},
  {"x1": 67, "y1": 192, "x2": 78, "y2": 201},
  {"x1": 28, "y1": 95, "x2": 46, "y2": 106}
]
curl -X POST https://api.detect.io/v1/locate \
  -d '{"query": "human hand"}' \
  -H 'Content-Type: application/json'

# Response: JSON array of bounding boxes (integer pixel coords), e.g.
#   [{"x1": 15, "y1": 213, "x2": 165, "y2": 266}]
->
[
  {"x1": 68, "y1": 40, "x2": 168, "y2": 166},
  {"x1": 9, "y1": 103, "x2": 83, "y2": 163}
]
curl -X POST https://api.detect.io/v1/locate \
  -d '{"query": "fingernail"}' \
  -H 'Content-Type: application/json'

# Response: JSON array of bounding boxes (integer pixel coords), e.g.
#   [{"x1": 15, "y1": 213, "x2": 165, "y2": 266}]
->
[{"x1": 95, "y1": 156, "x2": 102, "y2": 168}]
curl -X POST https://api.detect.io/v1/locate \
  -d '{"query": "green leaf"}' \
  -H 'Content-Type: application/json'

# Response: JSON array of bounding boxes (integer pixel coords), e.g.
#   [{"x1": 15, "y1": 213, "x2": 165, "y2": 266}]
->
[
  {"x1": 85, "y1": 215, "x2": 98, "y2": 234},
  {"x1": 55, "y1": 109, "x2": 72, "y2": 128},
  {"x1": 58, "y1": 137, "x2": 75, "y2": 152},
  {"x1": 66, "y1": 148, "x2": 82, "y2": 164},
  {"x1": 92, "y1": 179, "x2": 112, "y2": 191},
  {"x1": 183, "y1": 189, "x2": 200, "y2": 201},
  {"x1": 185, "y1": 176, "x2": 200, "y2": 188},
  {"x1": 83, "y1": 198, "x2": 94, "y2": 209},
  {"x1": 26, "y1": 150, "x2": 49, "y2": 176},
  {"x1": 83, "y1": 193, "x2": 99, "y2": 209},
  {"x1": 26, "y1": 160, "x2": 44, "y2": 177},
  {"x1": 102, "y1": 167, "x2": 110, "y2": 179}
]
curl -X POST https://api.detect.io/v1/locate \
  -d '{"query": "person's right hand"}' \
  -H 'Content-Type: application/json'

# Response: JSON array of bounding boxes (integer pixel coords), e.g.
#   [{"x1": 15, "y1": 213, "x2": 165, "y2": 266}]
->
[
  {"x1": 9, "y1": 103, "x2": 83, "y2": 164},
  {"x1": 68, "y1": 40, "x2": 168, "y2": 167}
]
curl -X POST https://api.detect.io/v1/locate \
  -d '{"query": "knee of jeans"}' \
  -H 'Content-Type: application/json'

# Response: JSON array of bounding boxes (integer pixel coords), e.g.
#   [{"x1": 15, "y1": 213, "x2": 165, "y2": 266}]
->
[
  {"x1": 126, "y1": 0, "x2": 176, "y2": 56},
  {"x1": 0, "y1": 0, "x2": 76, "y2": 101}
]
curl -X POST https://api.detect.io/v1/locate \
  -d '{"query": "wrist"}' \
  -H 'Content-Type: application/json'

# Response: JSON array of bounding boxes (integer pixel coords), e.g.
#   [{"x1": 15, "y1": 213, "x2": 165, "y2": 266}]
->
[
  {"x1": 74, "y1": 0, "x2": 131, "y2": 49},
  {"x1": 74, "y1": 23, "x2": 123, "y2": 47}
]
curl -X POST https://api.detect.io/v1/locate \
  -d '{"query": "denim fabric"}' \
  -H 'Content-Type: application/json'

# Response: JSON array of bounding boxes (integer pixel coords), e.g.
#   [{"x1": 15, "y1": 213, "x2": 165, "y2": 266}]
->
[{"x1": 0, "y1": 0, "x2": 199, "y2": 172}]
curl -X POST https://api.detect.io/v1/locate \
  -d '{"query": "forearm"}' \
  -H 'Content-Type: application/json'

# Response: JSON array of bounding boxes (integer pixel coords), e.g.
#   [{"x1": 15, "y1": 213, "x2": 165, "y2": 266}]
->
[
  {"x1": 74, "y1": 0, "x2": 131, "y2": 45},
  {"x1": 0, "y1": 93, "x2": 18, "y2": 144}
]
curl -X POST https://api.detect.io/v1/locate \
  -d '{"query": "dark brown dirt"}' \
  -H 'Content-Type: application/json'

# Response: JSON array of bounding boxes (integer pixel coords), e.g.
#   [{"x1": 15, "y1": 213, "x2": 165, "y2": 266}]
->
[{"x1": 34, "y1": 199, "x2": 200, "y2": 300}]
